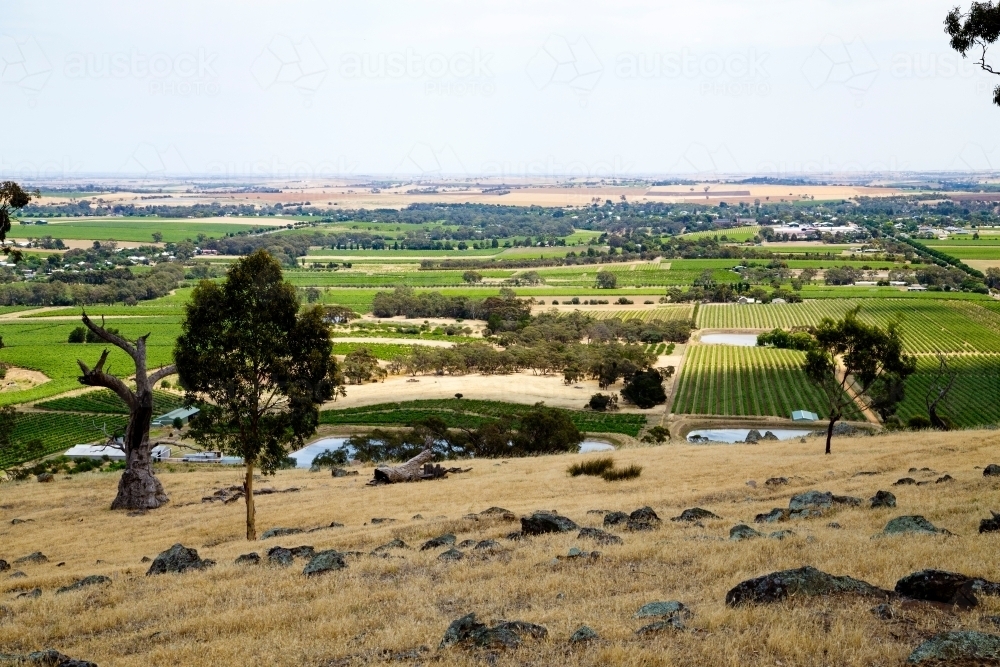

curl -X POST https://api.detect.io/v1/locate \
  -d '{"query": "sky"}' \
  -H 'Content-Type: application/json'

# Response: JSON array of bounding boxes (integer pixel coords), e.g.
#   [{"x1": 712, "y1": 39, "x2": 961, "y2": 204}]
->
[{"x1": 1, "y1": 0, "x2": 998, "y2": 180}]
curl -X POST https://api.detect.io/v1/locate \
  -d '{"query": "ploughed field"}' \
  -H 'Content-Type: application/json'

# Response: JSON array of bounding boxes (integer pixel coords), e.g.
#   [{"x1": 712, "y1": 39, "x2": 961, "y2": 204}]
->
[{"x1": 2, "y1": 430, "x2": 1000, "y2": 665}]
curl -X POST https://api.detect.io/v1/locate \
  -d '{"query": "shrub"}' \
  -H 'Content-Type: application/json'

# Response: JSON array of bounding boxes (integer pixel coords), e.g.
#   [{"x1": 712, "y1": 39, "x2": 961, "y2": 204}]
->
[
  {"x1": 172, "y1": 417, "x2": 184, "y2": 430},
  {"x1": 588, "y1": 393, "x2": 616, "y2": 412},
  {"x1": 312, "y1": 448, "x2": 349, "y2": 468},
  {"x1": 907, "y1": 415, "x2": 932, "y2": 430},
  {"x1": 601, "y1": 464, "x2": 642, "y2": 481},
  {"x1": 567, "y1": 456, "x2": 615, "y2": 477},
  {"x1": 621, "y1": 369, "x2": 666, "y2": 409},
  {"x1": 68, "y1": 327, "x2": 86, "y2": 343}
]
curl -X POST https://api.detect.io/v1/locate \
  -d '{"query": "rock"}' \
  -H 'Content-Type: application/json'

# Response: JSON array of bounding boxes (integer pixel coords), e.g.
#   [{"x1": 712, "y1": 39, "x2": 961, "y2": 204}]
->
[
  {"x1": 853, "y1": 471, "x2": 880, "y2": 477},
  {"x1": 331, "y1": 468, "x2": 357, "y2": 477},
  {"x1": 289, "y1": 546, "x2": 314, "y2": 559},
  {"x1": 557, "y1": 547, "x2": 600, "y2": 561},
  {"x1": 984, "y1": 464, "x2": 1000, "y2": 477},
  {"x1": 827, "y1": 522, "x2": 842, "y2": 529},
  {"x1": 439, "y1": 613, "x2": 547, "y2": 650},
  {"x1": 235, "y1": 553, "x2": 260, "y2": 565},
  {"x1": 980, "y1": 511, "x2": 1000, "y2": 533},
  {"x1": 420, "y1": 534, "x2": 457, "y2": 551},
  {"x1": 894, "y1": 477, "x2": 917, "y2": 486},
  {"x1": 894, "y1": 569, "x2": 1000, "y2": 609},
  {"x1": 457, "y1": 539, "x2": 477, "y2": 548},
  {"x1": 870, "y1": 603, "x2": 895, "y2": 620},
  {"x1": 789, "y1": 490, "x2": 862, "y2": 511},
  {"x1": 302, "y1": 550, "x2": 346, "y2": 576},
  {"x1": 266, "y1": 547, "x2": 293, "y2": 566},
  {"x1": 56, "y1": 575, "x2": 111, "y2": 594},
  {"x1": 11, "y1": 518, "x2": 33, "y2": 525},
  {"x1": 635, "y1": 600, "x2": 690, "y2": 619},
  {"x1": 586, "y1": 509, "x2": 611, "y2": 515},
  {"x1": 0, "y1": 560, "x2": 8, "y2": 572},
  {"x1": 671, "y1": 507, "x2": 720, "y2": 522},
  {"x1": 936, "y1": 474, "x2": 954, "y2": 483},
  {"x1": 744, "y1": 429, "x2": 762, "y2": 444},
  {"x1": 906, "y1": 631, "x2": 1000, "y2": 664},
  {"x1": 480, "y1": 507, "x2": 516, "y2": 520},
  {"x1": 730, "y1": 524, "x2": 763, "y2": 541},
  {"x1": 371, "y1": 539, "x2": 409, "y2": 554},
  {"x1": 140, "y1": 557, "x2": 151, "y2": 563},
  {"x1": 328, "y1": 522, "x2": 344, "y2": 528},
  {"x1": 769, "y1": 529, "x2": 795, "y2": 540},
  {"x1": 726, "y1": 566, "x2": 891, "y2": 606},
  {"x1": 755, "y1": 508, "x2": 788, "y2": 523},
  {"x1": 765, "y1": 477, "x2": 789, "y2": 487},
  {"x1": 0, "y1": 649, "x2": 97, "y2": 666},
  {"x1": 603, "y1": 511, "x2": 629, "y2": 528},
  {"x1": 636, "y1": 616, "x2": 686, "y2": 634},
  {"x1": 870, "y1": 490, "x2": 896, "y2": 508},
  {"x1": 883, "y1": 515, "x2": 946, "y2": 536},
  {"x1": 370, "y1": 517, "x2": 395, "y2": 525},
  {"x1": 146, "y1": 544, "x2": 215, "y2": 575},
  {"x1": 473, "y1": 540, "x2": 502, "y2": 551},
  {"x1": 17, "y1": 588, "x2": 41, "y2": 599},
  {"x1": 15, "y1": 552, "x2": 48, "y2": 565},
  {"x1": 438, "y1": 548, "x2": 464, "y2": 561},
  {"x1": 9, "y1": 571, "x2": 26, "y2": 578},
  {"x1": 505, "y1": 531, "x2": 523, "y2": 541},
  {"x1": 761, "y1": 431, "x2": 779, "y2": 441},
  {"x1": 577, "y1": 527, "x2": 623, "y2": 545},
  {"x1": 569, "y1": 625, "x2": 598, "y2": 643},
  {"x1": 36, "y1": 473, "x2": 54, "y2": 483},
  {"x1": 260, "y1": 527, "x2": 303, "y2": 540},
  {"x1": 521, "y1": 511, "x2": 578, "y2": 535},
  {"x1": 626, "y1": 506, "x2": 661, "y2": 532},
  {"x1": 746, "y1": 480, "x2": 757, "y2": 488}
]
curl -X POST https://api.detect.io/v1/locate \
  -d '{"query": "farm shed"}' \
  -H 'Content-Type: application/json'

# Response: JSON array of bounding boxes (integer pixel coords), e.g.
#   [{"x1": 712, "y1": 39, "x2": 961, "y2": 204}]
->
[
  {"x1": 65, "y1": 444, "x2": 171, "y2": 461},
  {"x1": 152, "y1": 406, "x2": 199, "y2": 426},
  {"x1": 791, "y1": 410, "x2": 819, "y2": 422}
]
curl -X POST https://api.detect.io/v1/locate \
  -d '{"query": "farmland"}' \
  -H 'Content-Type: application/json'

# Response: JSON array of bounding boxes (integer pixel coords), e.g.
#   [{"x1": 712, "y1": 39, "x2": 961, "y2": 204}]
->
[
  {"x1": 895, "y1": 355, "x2": 1000, "y2": 428},
  {"x1": 0, "y1": 412, "x2": 128, "y2": 469},
  {"x1": 36, "y1": 389, "x2": 186, "y2": 415},
  {"x1": 11, "y1": 218, "x2": 273, "y2": 244},
  {"x1": 672, "y1": 345, "x2": 865, "y2": 420}
]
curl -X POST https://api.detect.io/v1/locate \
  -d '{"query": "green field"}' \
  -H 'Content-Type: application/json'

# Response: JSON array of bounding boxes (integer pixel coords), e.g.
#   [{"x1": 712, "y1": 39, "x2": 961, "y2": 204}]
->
[
  {"x1": 925, "y1": 244, "x2": 1000, "y2": 260},
  {"x1": 331, "y1": 342, "x2": 413, "y2": 360},
  {"x1": 0, "y1": 412, "x2": 129, "y2": 469},
  {"x1": 672, "y1": 345, "x2": 864, "y2": 420},
  {"x1": 681, "y1": 226, "x2": 760, "y2": 241},
  {"x1": 896, "y1": 355, "x2": 1000, "y2": 428},
  {"x1": 36, "y1": 389, "x2": 186, "y2": 415},
  {"x1": 12, "y1": 219, "x2": 272, "y2": 244},
  {"x1": 319, "y1": 399, "x2": 649, "y2": 436}
]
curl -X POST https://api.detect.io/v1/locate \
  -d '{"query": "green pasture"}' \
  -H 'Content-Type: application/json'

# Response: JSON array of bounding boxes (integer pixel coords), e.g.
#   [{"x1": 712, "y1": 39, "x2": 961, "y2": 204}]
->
[{"x1": 11, "y1": 219, "x2": 270, "y2": 244}]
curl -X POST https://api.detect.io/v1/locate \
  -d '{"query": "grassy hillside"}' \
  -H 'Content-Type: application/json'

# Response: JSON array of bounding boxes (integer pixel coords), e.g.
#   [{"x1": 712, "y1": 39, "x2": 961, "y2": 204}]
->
[{"x1": 1, "y1": 430, "x2": 999, "y2": 665}]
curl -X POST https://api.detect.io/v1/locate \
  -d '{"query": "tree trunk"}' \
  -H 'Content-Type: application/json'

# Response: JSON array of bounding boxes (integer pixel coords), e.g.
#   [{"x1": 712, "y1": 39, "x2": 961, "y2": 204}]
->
[
  {"x1": 244, "y1": 462, "x2": 256, "y2": 541},
  {"x1": 77, "y1": 313, "x2": 175, "y2": 511},
  {"x1": 374, "y1": 448, "x2": 435, "y2": 483},
  {"x1": 825, "y1": 412, "x2": 840, "y2": 455}
]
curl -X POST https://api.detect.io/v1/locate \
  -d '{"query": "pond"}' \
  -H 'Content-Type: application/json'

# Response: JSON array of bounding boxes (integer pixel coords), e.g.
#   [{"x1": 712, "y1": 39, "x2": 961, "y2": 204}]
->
[
  {"x1": 289, "y1": 437, "x2": 615, "y2": 468},
  {"x1": 686, "y1": 428, "x2": 812, "y2": 444},
  {"x1": 700, "y1": 333, "x2": 759, "y2": 347}
]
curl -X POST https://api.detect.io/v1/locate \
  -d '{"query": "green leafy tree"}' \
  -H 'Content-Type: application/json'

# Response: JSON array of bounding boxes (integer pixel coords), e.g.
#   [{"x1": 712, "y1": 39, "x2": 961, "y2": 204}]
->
[
  {"x1": 462, "y1": 270, "x2": 482, "y2": 283},
  {"x1": 513, "y1": 403, "x2": 583, "y2": 454},
  {"x1": 945, "y1": 2, "x2": 1000, "y2": 106},
  {"x1": 175, "y1": 250, "x2": 341, "y2": 540},
  {"x1": 621, "y1": 368, "x2": 667, "y2": 409},
  {"x1": 68, "y1": 327, "x2": 86, "y2": 343},
  {"x1": 151, "y1": 231, "x2": 163, "y2": 243},
  {"x1": 596, "y1": 270, "x2": 617, "y2": 289},
  {"x1": 804, "y1": 307, "x2": 916, "y2": 454},
  {"x1": 342, "y1": 347, "x2": 387, "y2": 384},
  {"x1": 0, "y1": 181, "x2": 37, "y2": 261}
]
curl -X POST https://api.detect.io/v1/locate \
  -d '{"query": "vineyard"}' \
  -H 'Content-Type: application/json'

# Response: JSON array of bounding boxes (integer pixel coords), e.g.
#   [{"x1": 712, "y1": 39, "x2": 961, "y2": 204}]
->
[
  {"x1": 36, "y1": 389, "x2": 187, "y2": 415},
  {"x1": 588, "y1": 305, "x2": 695, "y2": 322},
  {"x1": 896, "y1": 355, "x2": 1000, "y2": 428},
  {"x1": 0, "y1": 412, "x2": 128, "y2": 469},
  {"x1": 672, "y1": 345, "x2": 864, "y2": 420},
  {"x1": 319, "y1": 398, "x2": 649, "y2": 436},
  {"x1": 331, "y1": 342, "x2": 413, "y2": 360},
  {"x1": 696, "y1": 299, "x2": 1000, "y2": 354}
]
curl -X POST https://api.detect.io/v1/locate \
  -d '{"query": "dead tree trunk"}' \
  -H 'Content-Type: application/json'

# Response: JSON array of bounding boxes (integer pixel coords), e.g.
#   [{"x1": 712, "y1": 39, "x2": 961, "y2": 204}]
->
[
  {"x1": 374, "y1": 448, "x2": 435, "y2": 483},
  {"x1": 77, "y1": 313, "x2": 176, "y2": 510}
]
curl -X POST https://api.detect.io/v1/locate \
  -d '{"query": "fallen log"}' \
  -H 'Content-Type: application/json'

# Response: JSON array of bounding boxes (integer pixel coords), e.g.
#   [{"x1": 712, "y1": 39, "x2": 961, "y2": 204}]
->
[{"x1": 373, "y1": 448, "x2": 436, "y2": 484}]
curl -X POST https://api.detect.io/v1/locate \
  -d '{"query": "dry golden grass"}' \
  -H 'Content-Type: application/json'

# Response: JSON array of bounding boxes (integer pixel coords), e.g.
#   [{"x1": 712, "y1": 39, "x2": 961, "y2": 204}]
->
[{"x1": 2, "y1": 430, "x2": 1000, "y2": 666}]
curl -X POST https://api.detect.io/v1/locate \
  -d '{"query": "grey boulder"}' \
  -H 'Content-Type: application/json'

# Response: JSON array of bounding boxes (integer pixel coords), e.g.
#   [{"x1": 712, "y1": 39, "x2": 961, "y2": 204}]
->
[{"x1": 146, "y1": 544, "x2": 215, "y2": 576}]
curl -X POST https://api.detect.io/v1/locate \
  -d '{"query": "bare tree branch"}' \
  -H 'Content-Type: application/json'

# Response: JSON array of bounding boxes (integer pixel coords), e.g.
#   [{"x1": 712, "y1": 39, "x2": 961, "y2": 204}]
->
[
  {"x1": 81, "y1": 312, "x2": 140, "y2": 363},
  {"x1": 78, "y1": 350, "x2": 137, "y2": 410},
  {"x1": 148, "y1": 364, "x2": 177, "y2": 387}
]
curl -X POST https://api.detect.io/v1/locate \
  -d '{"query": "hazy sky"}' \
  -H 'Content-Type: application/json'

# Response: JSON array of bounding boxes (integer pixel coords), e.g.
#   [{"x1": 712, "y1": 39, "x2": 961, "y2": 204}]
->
[{"x1": 2, "y1": 0, "x2": 998, "y2": 179}]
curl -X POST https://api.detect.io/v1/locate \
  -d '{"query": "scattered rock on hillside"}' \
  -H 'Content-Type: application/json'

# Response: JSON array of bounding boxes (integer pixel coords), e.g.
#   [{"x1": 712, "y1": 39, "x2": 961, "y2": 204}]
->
[
  {"x1": 635, "y1": 600, "x2": 690, "y2": 619},
  {"x1": 0, "y1": 649, "x2": 98, "y2": 666},
  {"x1": 439, "y1": 613, "x2": 547, "y2": 650},
  {"x1": 56, "y1": 575, "x2": 110, "y2": 595},
  {"x1": 744, "y1": 429, "x2": 762, "y2": 444},
  {"x1": 146, "y1": 544, "x2": 215, "y2": 576},
  {"x1": 556, "y1": 547, "x2": 600, "y2": 561},
  {"x1": 479, "y1": 507, "x2": 516, "y2": 520},
  {"x1": 603, "y1": 511, "x2": 628, "y2": 528},
  {"x1": 569, "y1": 625, "x2": 598, "y2": 643},
  {"x1": 895, "y1": 570, "x2": 1000, "y2": 609},
  {"x1": 505, "y1": 531, "x2": 523, "y2": 541},
  {"x1": 586, "y1": 509, "x2": 612, "y2": 515},
  {"x1": 871, "y1": 490, "x2": 896, "y2": 508},
  {"x1": 36, "y1": 473, "x2": 54, "y2": 483},
  {"x1": 769, "y1": 529, "x2": 795, "y2": 540},
  {"x1": 984, "y1": 464, "x2": 1000, "y2": 477},
  {"x1": 0, "y1": 560, "x2": 8, "y2": 572},
  {"x1": 331, "y1": 468, "x2": 357, "y2": 477},
  {"x1": 266, "y1": 547, "x2": 293, "y2": 567},
  {"x1": 730, "y1": 524, "x2": 763, "y2": 541},
  {"x1": 438, "y1": 548, "x2": 464, "y2": 562},
  {"x1": 761, "y1": 431, "x2": 779, "y2": 441},
  {"x1": 789, "y1": 490, "x2": 862, "y2": 511},
  {"x1": 636, "y1": 616, "x2": 686, "y2": 634},
  {"x1": 936, "y1": 474, "x2": 954, "y2": 483},
  {"x1": 421, "y1": 534, "x2": 457, "y2": 551},
  {"x1": 755, "y1": 508, "x2": 789, "y2": 523},
  {"x1": 457, "y1": 539, "x2": 477, "y2": 548},
  {"x1": 626, "y1": 507, "x2": 661, "y2": 531},
  {"x1": 234, "y1": 553, "x2": 260, "y2": 565},
  {"x1": 577, "y1": 527, "x2": 623, "y2": 545},
  {"x1": 9, "y1": 571, "x2": 26, "y2": 578},
  {"x1": 671, "y1": 507, "x2": 720, "y2": 522},
  {"x1": 883, "y1": 516, "x2": 948, "y2": 536},
  {"x1": 371, "y1": 539, "x2": 409, "y2": 555},
  {"x1": 870, "y1": 603, "x2": 895, "y2": 620},
  {"x1": 725, "y1": 566, "x2": 891, "y2": 606},
  {"x1": 894, "y1": 478, "x2": 917, "y2": 486},
  {"x1": 474, "y1": 540, "x2": 502, "y2": 552},
  {"x1": 17, "y1": 588, "x2": 41, "y2": 599},
  {"x1": 11, "y1": 518, "x2": 33, "y2": 525},
  {"x1": 303, "y1": 550, "x2": 346, "y2": 576},
  {"x1": 260, "y1": 527, "x2": 303, "y2": 540},
  {"x1": 765, "y1": 477, "x2": 789, "y2": 487},
  {"x1": 980, "y1": 511, "x2": 1000, "y2": 534},
  {"x1": 521, "y1": 512, "x2": 577, "y2": 535},
  {"x1": 15, "y1": 552, "x2": 48, "y2": 565},
  {"x1": 906, "y1": 631, "x2": 1000, "y2": 664}
]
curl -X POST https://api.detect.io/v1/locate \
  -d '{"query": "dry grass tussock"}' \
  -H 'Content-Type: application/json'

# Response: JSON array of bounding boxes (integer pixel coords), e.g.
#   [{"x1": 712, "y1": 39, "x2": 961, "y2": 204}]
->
[{"x1": 1, "y1": 430, "x2": 1000, "y2": 666}]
